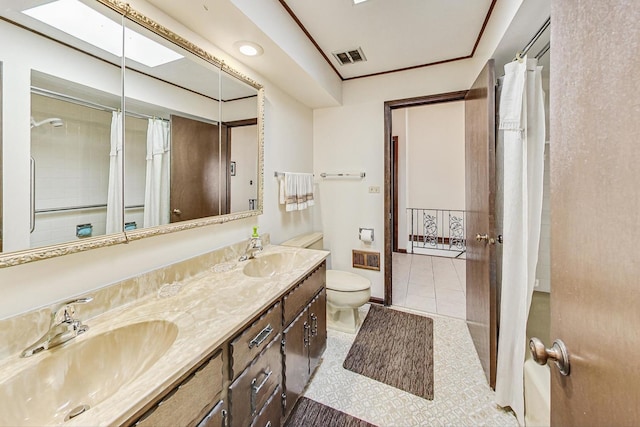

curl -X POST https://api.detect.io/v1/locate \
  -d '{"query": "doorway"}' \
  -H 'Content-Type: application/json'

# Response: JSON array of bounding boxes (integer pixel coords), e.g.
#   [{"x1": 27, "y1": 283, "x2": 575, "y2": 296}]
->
[{"x1": 383, "y1": 91, "x2": 467, "y2": 318}]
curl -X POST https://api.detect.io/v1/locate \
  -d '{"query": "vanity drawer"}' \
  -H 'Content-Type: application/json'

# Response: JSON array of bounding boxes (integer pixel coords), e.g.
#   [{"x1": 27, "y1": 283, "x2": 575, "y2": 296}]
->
[
  {"x1": 231, "y1": 302, "x2": 282, "y2": 379},
  {"x1": 283, "y1": 263, "x2": 326, "y2": 326},
  {"x1": 135, "y1": 350, "x2": 223, "y2": 427},
  {"x1": 229, "y1": 335, "x2": 282, "y2": 427},
  {"x1": 250, "y1": 385, "x2": 282, "y2": 427}
]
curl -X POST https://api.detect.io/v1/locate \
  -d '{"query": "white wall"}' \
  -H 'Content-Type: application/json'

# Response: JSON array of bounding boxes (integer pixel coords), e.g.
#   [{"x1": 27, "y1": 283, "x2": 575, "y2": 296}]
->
[
  {"x1": 0, "y1": 2, "x2": 316, "y2": 319},
  {"x1": 314, "y1": 0, "x2": 523, "y2": 299},
  {"x1": 405, "y1": 102, "x2": 465, "y2": 211}
]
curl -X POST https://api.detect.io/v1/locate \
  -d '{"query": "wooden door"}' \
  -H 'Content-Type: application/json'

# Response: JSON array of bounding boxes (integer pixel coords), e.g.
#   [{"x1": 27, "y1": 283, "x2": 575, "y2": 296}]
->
[
  {"x1": 170, "y1": 115, "x2": 221, "y2": 222},
  {"x1": 283, "y1": 308, "x2": 309, "y2": 419},
  {"x1": 308, "y1": 289, "x2": 327, "y2": 374},
  {"x1": 464, "y1": 60, "x2": 497, "y2": 388},
  {"x1": 392, "y1": 136, "x2": 399, "y2": 252},
  {"x1": 549, "y1": 2, "x2": 640, "y2": 424}
]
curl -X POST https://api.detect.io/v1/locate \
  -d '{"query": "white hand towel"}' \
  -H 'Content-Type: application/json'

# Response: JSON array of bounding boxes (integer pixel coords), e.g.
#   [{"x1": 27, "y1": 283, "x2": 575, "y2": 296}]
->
[
  {"x1": 499, "y1": 59, "x2": 527, "y2": 132},
  {"x1": 296, "y1": 174, "x2": 308, "y2": 210},
  {"x1": 279, "y1": 176, "x2": 286, "y2": 205},
  {"x1": 305, "y1": 174, "x2": 314, "y2": 207},
  {"x1": 285, "y1": 173, "x2": 298, "y2": 212}
]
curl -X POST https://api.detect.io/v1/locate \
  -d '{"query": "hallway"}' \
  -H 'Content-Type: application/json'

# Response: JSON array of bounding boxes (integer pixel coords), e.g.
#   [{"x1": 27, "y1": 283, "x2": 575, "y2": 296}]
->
[{"x1": 392, "y1": 253, "x2": 466, "y2": 319}]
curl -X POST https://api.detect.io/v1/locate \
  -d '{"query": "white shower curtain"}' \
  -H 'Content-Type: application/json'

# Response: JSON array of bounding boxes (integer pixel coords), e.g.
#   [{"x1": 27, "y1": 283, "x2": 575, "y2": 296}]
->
[
  {"x1": 106, "y1": 111, "x2": 123, "y2": 234},
  {"x1": 495, "y1": 57, "x2": 546, "y2": 426},
  {"x1": 143, "y1": 118, "x2": 171, "y2": 227}
]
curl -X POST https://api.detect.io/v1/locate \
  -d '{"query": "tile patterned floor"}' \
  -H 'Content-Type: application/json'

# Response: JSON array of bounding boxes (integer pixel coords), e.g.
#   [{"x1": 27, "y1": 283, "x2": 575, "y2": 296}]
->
[
  {"x1": 304, "y1": 305, "x2": 517, "y2": 427},
  {"x1": 392, "y1": 253, "x2": 466, "y2": 320}
]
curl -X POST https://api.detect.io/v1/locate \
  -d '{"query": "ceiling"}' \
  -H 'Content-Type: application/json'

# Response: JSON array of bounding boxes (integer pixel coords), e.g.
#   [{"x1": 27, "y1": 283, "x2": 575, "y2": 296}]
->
[
  {"x1": 143, "y1": 0, "x2": 550, "y2": 107},
  {"x1": 279, "y1": 0, "x2": 496, "y2": 80},
  {"x1": 147, "y1": 0, "x2": 497, "y2": 81}
]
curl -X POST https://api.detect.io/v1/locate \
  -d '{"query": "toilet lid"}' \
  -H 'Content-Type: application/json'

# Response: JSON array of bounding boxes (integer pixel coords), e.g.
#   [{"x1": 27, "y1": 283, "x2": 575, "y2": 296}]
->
[{"x1": 326, "y1": 270, "x2": 371, "y2": 292}]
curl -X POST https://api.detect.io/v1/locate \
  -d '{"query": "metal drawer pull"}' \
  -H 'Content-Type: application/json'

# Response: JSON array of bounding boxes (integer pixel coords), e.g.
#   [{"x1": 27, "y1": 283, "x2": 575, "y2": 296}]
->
[
  {"x1": 311, "y1": 314, "x2": 318, "y2": 337},
  {"x1": 249, "y1": 324, "x2": 273, "y2": 349},
  {"x1": 303, "y1": 322, "x2": 310, "y2": 348},
  {"x1": 250, "y1": 368, "x2": 272, "y2": 414}
]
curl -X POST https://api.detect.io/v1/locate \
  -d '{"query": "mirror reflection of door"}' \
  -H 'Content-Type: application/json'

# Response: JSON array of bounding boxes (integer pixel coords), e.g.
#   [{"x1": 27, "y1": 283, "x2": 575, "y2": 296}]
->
[{"x1": 170, "y1": 115, "x2": 227, "y2": 222}]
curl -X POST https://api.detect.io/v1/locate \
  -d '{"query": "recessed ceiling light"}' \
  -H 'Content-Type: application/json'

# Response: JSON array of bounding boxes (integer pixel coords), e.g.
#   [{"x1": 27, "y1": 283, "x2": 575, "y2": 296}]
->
[
  {"x1": 353, "y1": 0, "x2": 369, "y2": 4},
  {"x1": 234, "y1": 41, "x2": 264, "y2": 57},
  {"x1": 22, "y1": 0, "x2": 183, "y2": 67}
]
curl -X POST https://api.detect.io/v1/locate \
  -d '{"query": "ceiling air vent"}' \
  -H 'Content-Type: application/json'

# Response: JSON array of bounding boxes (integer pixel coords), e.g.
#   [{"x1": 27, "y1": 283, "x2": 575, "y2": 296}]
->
[{"x1": 331, "y1": 47, "x2": 367, "y2": 66}]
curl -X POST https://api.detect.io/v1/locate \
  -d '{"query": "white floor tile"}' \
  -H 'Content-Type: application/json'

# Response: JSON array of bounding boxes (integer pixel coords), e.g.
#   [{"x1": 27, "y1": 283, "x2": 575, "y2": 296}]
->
[
  {"x1": 406, "y1": 279, "x2": 435, "y2": 299},
  {"x1": 393, "y1": 253, "x2": 468, "y2": 320},
  {"x1": 404, "y1": 295, "x2": 437, "y2": 312}
]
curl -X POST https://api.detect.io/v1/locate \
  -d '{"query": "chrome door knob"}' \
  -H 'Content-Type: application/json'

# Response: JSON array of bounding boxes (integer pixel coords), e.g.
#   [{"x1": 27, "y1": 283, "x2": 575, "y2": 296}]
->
[
  {"x1": 172, "y1": 209, "x2": 182, "y2": 215},
  {"x1": 476, "y1": 233, "x2": 488, "y2": 242},
  {"x1": 475, "y1": 234, "x2": 496, "y2": 244},
  {"x1": 529, "y1": 337, "x2": 571, "y2": 376}
]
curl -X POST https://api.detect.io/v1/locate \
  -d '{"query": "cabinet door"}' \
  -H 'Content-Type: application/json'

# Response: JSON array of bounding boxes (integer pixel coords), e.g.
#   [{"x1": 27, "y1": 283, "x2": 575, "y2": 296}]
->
[
  {"x1": 283, "y1": 307, "x2": 310, "y2": 419},
  {"x1": 308, "y1": 289, "x2": 327, "y2": 375}
]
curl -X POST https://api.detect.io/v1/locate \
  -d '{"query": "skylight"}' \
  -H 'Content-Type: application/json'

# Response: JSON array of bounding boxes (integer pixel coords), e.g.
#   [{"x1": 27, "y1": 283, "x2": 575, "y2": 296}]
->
[{"x1": 23, "y1": 0, "x2": 183, "y2": 67}]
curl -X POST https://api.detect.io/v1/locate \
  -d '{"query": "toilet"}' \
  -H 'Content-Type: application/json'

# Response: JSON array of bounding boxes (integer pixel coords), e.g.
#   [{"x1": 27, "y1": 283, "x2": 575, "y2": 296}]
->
[{"x1": 281, "y1": 232, "x2": 371, "y2": 334}]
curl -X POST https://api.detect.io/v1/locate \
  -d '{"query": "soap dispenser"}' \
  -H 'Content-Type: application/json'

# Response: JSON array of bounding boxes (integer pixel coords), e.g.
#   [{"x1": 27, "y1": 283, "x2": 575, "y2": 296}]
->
[{"x1": 239, "y1": 226, "x2": 263, "y2": 261}]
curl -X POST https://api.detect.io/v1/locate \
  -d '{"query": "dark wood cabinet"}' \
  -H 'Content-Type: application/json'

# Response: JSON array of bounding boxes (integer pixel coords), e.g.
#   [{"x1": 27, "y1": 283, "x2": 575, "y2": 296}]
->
[
  {"x1": 229, "y1": 336, "x2": 282, "y2": 427},
  {"x1": 282, "y1": 306, "x2": 310, "y2": 416},
  {"x1": 308, "y1": 290, "x2": 327, "y2": 374},
  {"x1": 282, "y1": 287, "x2": 327, "y2": 421},
  {"x1": 130, "y1": 350, "x2": 225, "y2": 427},
  {"x1": 128, "y1": 260, "x2": 327, "y2": 427},
  {"x1": 250, "y1": 386, "x2": 282, "y2": 427}
]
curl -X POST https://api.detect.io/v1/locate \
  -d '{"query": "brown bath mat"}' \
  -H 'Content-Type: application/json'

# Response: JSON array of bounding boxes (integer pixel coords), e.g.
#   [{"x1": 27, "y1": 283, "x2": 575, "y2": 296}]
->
[
  {"x1": 343, "y1": 305, "x2": 434, "y2": 400},
  {"x1": 285, "y1": 397, "x2": 377, "y2": 427}
]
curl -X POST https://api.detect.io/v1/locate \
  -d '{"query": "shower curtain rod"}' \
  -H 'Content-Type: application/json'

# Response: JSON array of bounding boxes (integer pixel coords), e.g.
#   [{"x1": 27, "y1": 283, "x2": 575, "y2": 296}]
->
[
  {"x1": 31, "y1": 87, "x2": 169, "y2": 122},
  {"x1": 515, "y1": 17, "x2": 551, "y2": 60},
  {"x1": 534, "y1": 41, "x2": 550, "y2": 60}
]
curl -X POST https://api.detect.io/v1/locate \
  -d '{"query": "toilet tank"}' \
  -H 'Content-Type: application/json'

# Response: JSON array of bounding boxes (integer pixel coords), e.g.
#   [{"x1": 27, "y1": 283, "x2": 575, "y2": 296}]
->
[{"x1": 280, "y1": 232, "x2": 324, "y2": 250}]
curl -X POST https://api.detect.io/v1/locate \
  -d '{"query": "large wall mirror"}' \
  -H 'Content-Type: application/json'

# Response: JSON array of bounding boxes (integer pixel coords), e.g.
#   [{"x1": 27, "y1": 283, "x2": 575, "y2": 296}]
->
[{"x1": 0, "y1": 0, "x2": 264, "y2": 267}]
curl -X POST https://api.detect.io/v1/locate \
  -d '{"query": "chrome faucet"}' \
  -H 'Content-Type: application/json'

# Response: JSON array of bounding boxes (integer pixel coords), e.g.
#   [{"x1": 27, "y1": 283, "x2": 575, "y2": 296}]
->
[
  {"x1": 20, "y1": 296, "x2": 93, "y2": 358},
  {"x1": 239, "y1": 236, "x2": 263, "y2": 261}
]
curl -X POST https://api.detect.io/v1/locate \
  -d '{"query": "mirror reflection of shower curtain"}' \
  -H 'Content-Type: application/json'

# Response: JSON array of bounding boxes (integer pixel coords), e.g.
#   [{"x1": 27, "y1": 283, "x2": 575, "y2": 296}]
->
[
  {"x1": 143, "y1": 119, "x2": 170, "y2": 227},
  {"x1": 495, "y1": 57, "x2": 546, "y2": 425},
  {"x1": 106, "y1": 111, "x2": 123, "y2": 234}
]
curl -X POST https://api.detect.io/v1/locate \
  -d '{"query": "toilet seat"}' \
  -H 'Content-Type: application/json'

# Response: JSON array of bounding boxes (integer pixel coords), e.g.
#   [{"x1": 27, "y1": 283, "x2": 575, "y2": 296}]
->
[{"x1": 326, "y1": 270, "x2": 371, "y2": 292}]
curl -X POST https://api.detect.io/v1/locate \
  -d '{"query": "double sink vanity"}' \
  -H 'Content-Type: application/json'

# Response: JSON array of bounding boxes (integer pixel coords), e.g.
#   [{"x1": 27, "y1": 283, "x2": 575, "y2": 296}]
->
[{"x1": 0, "y1": 240, "x2": 329, "y2": 427}]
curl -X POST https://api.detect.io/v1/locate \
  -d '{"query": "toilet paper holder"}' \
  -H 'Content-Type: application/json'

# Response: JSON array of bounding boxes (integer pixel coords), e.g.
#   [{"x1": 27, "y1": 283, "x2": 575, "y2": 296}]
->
[{"x1": 359, "y1": 228, "x2": 374, "y2": 242}]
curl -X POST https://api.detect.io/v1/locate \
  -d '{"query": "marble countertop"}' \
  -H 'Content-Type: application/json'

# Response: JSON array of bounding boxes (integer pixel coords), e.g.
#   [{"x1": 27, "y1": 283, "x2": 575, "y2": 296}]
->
[{"x1": 0, "y1": 244, "x2": 329, "y2": 426}]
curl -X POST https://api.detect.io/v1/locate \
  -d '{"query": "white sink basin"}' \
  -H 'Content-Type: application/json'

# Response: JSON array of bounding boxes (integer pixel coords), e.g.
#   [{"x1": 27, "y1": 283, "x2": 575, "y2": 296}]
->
[
  {"x1": 0, "y1": 320, "x2": 178, "y2": 426},
  {"x1": 242, "y1": 252, "x2": 306, "y2": 278}
]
